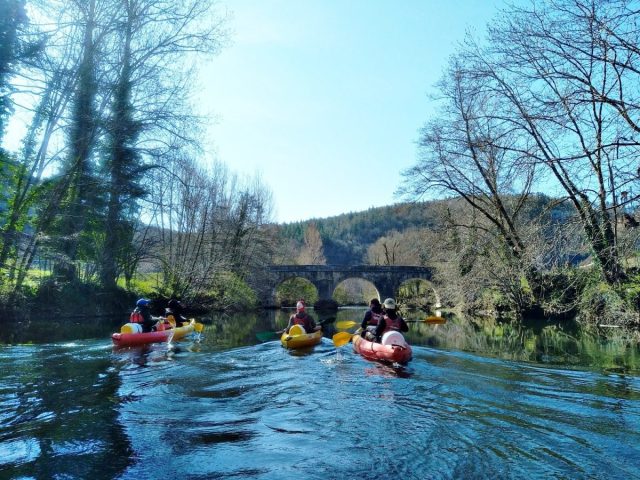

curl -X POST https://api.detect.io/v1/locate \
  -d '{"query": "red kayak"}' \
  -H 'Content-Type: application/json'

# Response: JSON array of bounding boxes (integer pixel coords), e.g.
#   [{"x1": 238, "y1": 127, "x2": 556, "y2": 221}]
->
[
  {"x1": 112, "y1": 320, "x2": 198, "y2": 347},
  {"x1": 352, "y1": 330, "x2": 412, "y2": 364}
]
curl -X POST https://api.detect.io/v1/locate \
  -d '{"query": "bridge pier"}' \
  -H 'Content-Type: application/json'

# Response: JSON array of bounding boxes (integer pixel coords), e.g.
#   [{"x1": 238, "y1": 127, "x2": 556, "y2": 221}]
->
[{"x1": 315, "y1": 279, "x2": 334, "y2": 301}]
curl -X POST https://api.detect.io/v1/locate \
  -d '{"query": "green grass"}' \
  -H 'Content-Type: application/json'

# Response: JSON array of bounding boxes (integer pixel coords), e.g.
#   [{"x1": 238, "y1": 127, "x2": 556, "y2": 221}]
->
[{"x1": 117, "y1": 273, "x2": 162, "y2": 296}]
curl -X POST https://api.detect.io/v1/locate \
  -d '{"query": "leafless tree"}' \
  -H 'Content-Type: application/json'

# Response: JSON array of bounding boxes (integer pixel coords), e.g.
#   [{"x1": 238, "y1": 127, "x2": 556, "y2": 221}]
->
[
  {"x1": 144, "y1": 156, "x2": 275, "y2": 301},
  {"x1": 297, "y1": 222, "x2": 326, "y2": 265},
  {"x1": 480, "y1": 0, "x2": 640, "y2": 284}
]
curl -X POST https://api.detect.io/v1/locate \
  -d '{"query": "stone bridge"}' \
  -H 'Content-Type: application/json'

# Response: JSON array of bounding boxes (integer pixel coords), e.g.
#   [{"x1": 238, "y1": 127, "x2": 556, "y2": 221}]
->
[{"x1": 262, "y1": 264, "x2": 435, "y2": 308}]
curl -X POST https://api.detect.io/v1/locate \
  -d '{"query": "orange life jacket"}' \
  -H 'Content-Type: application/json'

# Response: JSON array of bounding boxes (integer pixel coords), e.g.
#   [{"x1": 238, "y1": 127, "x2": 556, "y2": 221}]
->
[
  {"x1": 130, "y1": 309, "x2": 144, "y2": 324},
  {"x1": 291, "y1": 312, "x2": 314, "y2": 332}
]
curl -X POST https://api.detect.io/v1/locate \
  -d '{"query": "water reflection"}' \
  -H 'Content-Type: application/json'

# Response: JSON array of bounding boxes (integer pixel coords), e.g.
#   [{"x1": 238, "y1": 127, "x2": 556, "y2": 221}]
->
[
  {"x1": 1, "y1": 309, "x2": 639, "y2": 479},
  {"x1": 1, "y1": 307, "x2": 639, "y2": 374},
  {"x1": 362, "y1": 363, "x2": 413, "y2": 379},
  {"x1": 404, "y1": 312, "x2": 640, "y2": 374}
]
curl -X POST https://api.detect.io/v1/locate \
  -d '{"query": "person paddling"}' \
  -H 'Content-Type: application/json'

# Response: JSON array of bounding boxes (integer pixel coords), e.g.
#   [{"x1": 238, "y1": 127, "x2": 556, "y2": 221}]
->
[
  {"x1": 373, "y1": 298, "x2": 408, "y2": 342},
  {"x1": 284, "y1": 300, "x2": 318, "y2": 334},
  {"x1": 130, "y1": 298, "x2": 162, "y2": 333},
  {"x1": 164, "y1": 298, "x2": 187, "y2": 328},
  {"x1": 360, "y1": 298, "x2": 384, "y2": 341}
]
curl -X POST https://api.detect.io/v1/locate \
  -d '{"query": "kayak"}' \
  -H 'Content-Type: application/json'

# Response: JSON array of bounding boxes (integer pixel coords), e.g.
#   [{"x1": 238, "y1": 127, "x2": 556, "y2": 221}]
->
[
  {"x1": 112, "y1": 319, "x2": 197, "y2": 347},
  {"x1": 280, "y1": 324, "x2": 323, "y2": 349},
  {"x1": 352, "y1": 330, "x2": 412, "y2": 364}
]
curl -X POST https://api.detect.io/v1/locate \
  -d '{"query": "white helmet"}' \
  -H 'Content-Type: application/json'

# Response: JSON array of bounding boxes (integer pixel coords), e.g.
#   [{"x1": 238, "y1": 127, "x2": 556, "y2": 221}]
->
[{"x1": 383, "y1": 298, "x2": 396, "y2": 309}]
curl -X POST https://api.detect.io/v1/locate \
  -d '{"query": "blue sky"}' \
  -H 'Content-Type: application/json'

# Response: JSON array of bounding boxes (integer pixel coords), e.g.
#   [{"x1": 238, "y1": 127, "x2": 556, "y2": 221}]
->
[{"x1": 200, "y1": 0, "x2": 505, "y2": 223}]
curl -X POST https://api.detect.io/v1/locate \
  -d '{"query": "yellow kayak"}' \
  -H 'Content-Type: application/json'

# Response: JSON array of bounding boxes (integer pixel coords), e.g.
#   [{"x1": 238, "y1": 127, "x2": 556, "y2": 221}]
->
[{"x1": 280, "y1": 324, "x2": 323, "y2": 349}]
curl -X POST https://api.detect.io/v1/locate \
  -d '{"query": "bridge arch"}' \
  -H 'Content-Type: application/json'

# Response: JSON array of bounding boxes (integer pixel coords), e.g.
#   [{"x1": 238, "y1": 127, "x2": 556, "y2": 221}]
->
[
  {"x1": 333, "y1": 278, "x2": 379, "y2": 305},
  {"x1": 397, "y1": 277, "x2": 441, "y2": 309},
  {"x1": 263, "y1": 265, "x2": 435, "y2": 308}
]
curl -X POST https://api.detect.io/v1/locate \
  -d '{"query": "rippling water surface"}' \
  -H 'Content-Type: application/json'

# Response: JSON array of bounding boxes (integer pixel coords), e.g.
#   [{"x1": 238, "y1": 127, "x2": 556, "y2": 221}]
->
[{"x1": 1, "y1": 309, "x2": 639, "y2": 479}]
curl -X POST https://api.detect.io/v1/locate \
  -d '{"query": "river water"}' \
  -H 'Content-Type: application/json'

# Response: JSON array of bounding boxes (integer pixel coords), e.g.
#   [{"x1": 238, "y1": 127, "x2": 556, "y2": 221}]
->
[{"x1": 1, "y1": 308, "x2": 639, "y2": 479}]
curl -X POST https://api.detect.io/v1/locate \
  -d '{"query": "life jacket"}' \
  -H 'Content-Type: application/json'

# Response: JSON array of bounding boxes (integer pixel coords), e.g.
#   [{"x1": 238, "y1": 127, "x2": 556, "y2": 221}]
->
[
  {"x1": 166, "y1": 308, "x2": 186, "y2": 326},
  {"x1": 130, "y1": 308, "x2": 144, "y2": 324},
  {"x1": 291, "y1": 312, "x2": 314, "y2": 332},
  {"x1": 382, "y1": 313, "x2": 404, "y2": 333},
  {"x1": 368, "y1": 310, "x2": 383, "y2": 326}
]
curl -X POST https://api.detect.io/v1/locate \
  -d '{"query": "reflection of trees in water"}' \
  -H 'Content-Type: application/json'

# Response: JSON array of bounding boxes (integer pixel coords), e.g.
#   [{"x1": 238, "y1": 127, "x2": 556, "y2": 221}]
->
[
  {"x1": 0, "y1": 317, "x2": 121, "y2": 344},
  {"x1": 405, "y1": 313, "x2": 640, "y2": 373},
  {"x1": 201, "y1": 309, "x2": 353, "y2": 345},
  {"x1": 200, "y1": 312, "x2": 263, "y2": 347}
]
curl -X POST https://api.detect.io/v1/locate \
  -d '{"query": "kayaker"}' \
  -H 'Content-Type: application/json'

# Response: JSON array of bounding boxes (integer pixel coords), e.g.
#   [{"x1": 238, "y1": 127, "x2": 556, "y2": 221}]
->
[
  {"x1": 360, "y1": 298, "x2": 384, "y2": 341},
  {"x1": 284, "y1": 300, "x2": 318, "y2": 334},
  {"x1": 165, "y1": 298, "x2": 187, "y2": 328},
  {"x1": 131, "y1": 298, "x2": 162, "y2": 333},
  {"x1": 374, "y1": 298, "x2": 408, "y2": 342}
]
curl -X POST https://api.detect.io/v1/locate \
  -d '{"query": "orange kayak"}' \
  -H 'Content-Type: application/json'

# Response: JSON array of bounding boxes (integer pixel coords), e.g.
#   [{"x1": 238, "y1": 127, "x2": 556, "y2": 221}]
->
[{"x1": 352, "y1": 331, "x2": 412, "y2": 364}]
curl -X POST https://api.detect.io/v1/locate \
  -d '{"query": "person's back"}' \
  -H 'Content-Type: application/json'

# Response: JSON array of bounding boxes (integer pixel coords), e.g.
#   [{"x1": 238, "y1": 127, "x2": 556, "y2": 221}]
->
[
  {"x1": 361, "y1": 298, "x2": 383, "y2": 340},
  {"x1": 165, "y1": 298, "x2": 187, "y2": 327},
  {"x1": 132, "y1": 298, "x2": 157, "y2": 333},
  {"x1": 374, "y1": 298, "x2": 408, "y2": 341}
]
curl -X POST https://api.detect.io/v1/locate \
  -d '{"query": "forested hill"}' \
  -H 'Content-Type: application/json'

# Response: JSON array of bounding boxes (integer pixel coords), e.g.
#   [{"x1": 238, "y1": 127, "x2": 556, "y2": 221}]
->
[
  {"x1": 277, "y1": 195, "x2": 577, "y2": 266},
  {"x1": 278, "y1": 201, "x2": 440, "y2": 265}
]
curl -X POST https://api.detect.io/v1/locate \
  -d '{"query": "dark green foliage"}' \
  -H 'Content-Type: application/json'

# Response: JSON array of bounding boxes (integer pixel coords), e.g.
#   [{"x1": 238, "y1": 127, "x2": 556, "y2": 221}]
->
[
  {"x1": 0, "y1": 0, "x2": 29, "y2": 138},
  {"x1": 46, "y1": 2, "x2": 101, "y2": 283},
  {"x1": 275, "y1": 278, "x2": 318, "y2": 306},
  {"x1": 100, "y1": 19, "x2": 145, "y2": 290},
  {"x1": 279, "y1": 202, "x2": 438, "y2": 265}
]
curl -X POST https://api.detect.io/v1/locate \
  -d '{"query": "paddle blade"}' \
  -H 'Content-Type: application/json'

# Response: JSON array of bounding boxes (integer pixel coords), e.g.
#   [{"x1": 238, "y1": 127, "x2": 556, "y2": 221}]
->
[
  {"x1": 332, "y1": 331, "x2": 353, "y2": 347},
  {"x1": 194, "y1": 322, "x2": 204, "y2": 333},
  {"x1": 425, "y1": 316, "x2": 446, "y2": 324},
  {"x1": 335, "y1": 320, "x2": 358, "y2": 330},
  {"x1": 256, "y1": 331, "x2": 277, "y2": 342}
]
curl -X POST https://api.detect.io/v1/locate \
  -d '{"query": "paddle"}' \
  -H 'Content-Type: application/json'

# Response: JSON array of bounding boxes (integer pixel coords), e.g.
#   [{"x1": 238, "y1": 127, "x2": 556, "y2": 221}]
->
[
  {"x1": 332, "y1": 331, "x2": 354, "y2": 347},
  {"x1": 256, "y1": 329, "x2": 286, "y2": 342},
  {"x1": 411, "y1": 315, "x2": 446, "y2": 325},
  {"x1": 335, "y1": 316, "x2": 446, "y2": 330},
  {"x1": 333, "y1": 316, "x2": 445, "y2": 347}
]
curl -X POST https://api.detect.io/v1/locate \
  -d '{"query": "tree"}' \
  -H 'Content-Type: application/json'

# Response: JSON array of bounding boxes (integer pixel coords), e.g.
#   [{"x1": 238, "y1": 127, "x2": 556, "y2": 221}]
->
[
  {"x1": 49, "y1": 0, "x2": 102, "y2": 282},
  {"x1": 297, "y1": 222, "x2": 326, "y2": 265},
  {"x1": 145, "y1": 156, "x2": 274, "y2": 301},
  {"x1": 99, "y1": 0, "x2": 226, "y2": 290},
  {"x1": 1, "y1": 0, "x2": 228, "y2": 293},
  {"x1": 0, "y1": 0, "x2": 32, "y2": 140},
  {"x1": 400, "y1": 52, "x2": 544, "y2": 312},
  {"x1": 366, "y1": 228, "x2": 432, "y2": 266},
  {"x1": 480, "y1": 0, "x2": 640, "y2": 285},
  {"x1": 0, "y1": 0, "x2": 45, "y2": 278},
  {"x1": 404, "y1": 0, "x2": 640, "y2": 316}
]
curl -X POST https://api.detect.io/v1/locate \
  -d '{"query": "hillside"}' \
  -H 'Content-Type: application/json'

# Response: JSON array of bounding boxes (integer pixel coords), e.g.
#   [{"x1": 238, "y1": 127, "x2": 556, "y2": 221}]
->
[
  {"x1": 277, "y1": 195, "x2": 579, "y2": 266},
  {"x1": 278, "y1": 201, "x2": 440, "y2": 265}
]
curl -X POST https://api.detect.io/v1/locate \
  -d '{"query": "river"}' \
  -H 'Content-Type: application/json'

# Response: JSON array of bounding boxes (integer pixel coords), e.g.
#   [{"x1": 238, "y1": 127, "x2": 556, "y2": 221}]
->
[{"x1": 1, "y1": 308, "x2": 639, "y2": 479}]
